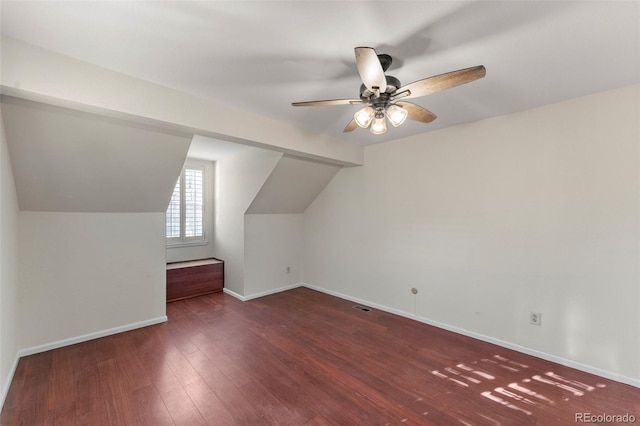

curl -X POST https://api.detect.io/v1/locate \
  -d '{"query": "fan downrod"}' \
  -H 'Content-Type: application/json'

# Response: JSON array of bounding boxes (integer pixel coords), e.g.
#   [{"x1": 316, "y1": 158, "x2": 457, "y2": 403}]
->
[{"x1": 377, "y1": 54, "x2": 392, "y2": 72}]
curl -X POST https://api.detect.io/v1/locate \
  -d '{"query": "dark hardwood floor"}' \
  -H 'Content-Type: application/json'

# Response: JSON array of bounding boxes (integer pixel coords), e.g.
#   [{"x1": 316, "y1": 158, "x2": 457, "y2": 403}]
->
[{"x1": 2, "y1": 287, "x2": 639, "y2": 425}]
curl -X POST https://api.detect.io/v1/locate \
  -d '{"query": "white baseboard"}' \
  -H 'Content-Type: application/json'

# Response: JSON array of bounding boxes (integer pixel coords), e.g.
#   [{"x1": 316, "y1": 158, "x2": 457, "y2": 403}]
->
[
  {"x1": 223, "y1": 287, "x2": 246, "y2": 301},
  {"x1": 223, "y1": 283, "x2": 303, "y2": 302},
  {"x1": 242, "y1": 283, "x2": 303, "y2": 301},
  {"x1": 302, "y1": 283, "x2": 640, "y2": 389},
  {"x1": 18, "y1": 316, "x2": 168, "y2": 358},
  {"x1": 0, "y1": 353, "x2": 20, "y2": 411}
]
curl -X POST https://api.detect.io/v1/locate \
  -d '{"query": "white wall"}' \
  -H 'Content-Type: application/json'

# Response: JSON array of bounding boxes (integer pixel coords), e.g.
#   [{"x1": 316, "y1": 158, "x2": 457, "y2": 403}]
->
[
  {"x1": 18, "y1": 212, "x2": 167, "y2": 350},
  {"x1": 303, "y1": 85, "x2": 640, "y2": 383},
  {"x1": 242, "y1": 156, "x2": 340, "y2": 299},
  {"x1": 244, "y1": 214, "x2": 303, "y2": 297},
  {"x1": 213, "y1": 149, "x2": 282, "y2": 295},
  {"x1": 0, "y1": 106, "x2": 19, "y2": 406}
]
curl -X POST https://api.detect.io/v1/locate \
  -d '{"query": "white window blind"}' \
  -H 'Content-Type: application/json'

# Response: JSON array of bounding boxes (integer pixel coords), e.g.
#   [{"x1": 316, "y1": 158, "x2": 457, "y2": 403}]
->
[
  {"x1": 166, "y1": 177, "x2": 181, "y2": 238},
  {"x1": 184, "y1": 168, "x2": 203, "y2": 238},
  {"x1": 166, "y1": 163, "x2": 205, "y2": 244}
]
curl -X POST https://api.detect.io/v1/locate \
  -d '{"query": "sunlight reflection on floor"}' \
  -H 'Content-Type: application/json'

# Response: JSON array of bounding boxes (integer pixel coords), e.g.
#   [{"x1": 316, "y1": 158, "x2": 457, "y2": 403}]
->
[{"x1": 430, "y1": 354, "x2": 606, "y2": 421}]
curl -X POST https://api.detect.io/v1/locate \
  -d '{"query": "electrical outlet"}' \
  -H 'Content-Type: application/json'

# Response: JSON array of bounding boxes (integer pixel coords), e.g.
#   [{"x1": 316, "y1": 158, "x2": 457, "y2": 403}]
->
[{"x1": 530, "y1": 312, "x2": 542, "y2": 326}]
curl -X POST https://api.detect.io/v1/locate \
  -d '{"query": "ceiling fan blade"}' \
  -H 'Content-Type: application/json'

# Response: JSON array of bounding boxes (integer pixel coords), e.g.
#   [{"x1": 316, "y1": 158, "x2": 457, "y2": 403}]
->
[
  {"x1": 395, "y1": 102, "x2": 437, "y2": 123},
  {"x1": 355, "y1": 47, "x2": 387, "y2": 93},
  {"x1": 343, "y1": 119, "x2": 358, "y2": 133},
  {"x1": 292, "y1": 99, "x2": 363, "y2": 107},
  {"x1": 396, "y1": 65, "x2": 486, "y2": 99}
]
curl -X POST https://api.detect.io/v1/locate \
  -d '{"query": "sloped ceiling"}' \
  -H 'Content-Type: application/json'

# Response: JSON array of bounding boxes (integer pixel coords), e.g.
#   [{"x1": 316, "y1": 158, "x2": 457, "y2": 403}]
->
[
  {"x1": 188, "y1": 134, "x2": 342, "y2": 215},
  {"x1": 188, "y1": 134, "x2": 257, "y2": 161},
  {"x1": 247, "y1": 156, "x2": 342, "y2": 214},
  {"x1": 1, "y1": 1, "x2": 637, "y2": 146},
  {"x1": 1, "y1": 96, "x2": 191, "y2": 212}
]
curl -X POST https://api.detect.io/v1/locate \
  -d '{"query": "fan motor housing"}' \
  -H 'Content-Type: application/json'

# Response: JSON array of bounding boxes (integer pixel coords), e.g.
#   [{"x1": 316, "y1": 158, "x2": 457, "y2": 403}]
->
[
  {"x1": 360, "y1": 75, "x2": 401, "y2": 100},
  {"x1": 377, "y1": 54, "x2": 393, "y2": 72}
]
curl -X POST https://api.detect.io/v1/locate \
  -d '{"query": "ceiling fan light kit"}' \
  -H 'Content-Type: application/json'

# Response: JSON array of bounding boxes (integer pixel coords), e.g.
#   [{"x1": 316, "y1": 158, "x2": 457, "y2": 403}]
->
[
  {"x1": 292, "y1": 46, "x2": 486, "y2": 136},
  {"x1": 369, "y1": 112, "x2": 388, "y2": 135},
  {"x1": 354, "y1": 105, "x2": 375, "y2": 128},
  {"x1": 386, "y1": 104, "x2": 408, "y2": 127},
  {"x1": 353, "y1": 103, "x2": 408, "y2": 135}
]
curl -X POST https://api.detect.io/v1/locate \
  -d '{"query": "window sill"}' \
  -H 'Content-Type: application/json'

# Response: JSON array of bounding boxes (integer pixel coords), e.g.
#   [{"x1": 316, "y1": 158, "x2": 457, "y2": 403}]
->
[{"x1": 166, "y1": 240, "x2": 209, "y2": 249}]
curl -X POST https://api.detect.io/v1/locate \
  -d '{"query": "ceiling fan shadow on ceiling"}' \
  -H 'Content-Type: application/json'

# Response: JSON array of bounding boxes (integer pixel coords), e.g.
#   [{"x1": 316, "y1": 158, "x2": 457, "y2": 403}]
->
[{"x1": 292, "y1": 47, "x2": 486, "y2": 135}]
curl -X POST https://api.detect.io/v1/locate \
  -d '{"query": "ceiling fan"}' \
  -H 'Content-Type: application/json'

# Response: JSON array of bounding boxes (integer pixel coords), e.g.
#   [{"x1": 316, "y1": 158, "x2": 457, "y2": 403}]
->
[{"x1": 292, "y1": 47, "x2": 486, "y2": 135}]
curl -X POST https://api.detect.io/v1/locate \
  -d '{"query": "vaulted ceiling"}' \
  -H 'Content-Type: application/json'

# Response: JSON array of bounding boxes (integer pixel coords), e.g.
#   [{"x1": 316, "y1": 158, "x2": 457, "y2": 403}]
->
[{"x1": 1, "y1": 1, "x2": 638, "y2": 146}]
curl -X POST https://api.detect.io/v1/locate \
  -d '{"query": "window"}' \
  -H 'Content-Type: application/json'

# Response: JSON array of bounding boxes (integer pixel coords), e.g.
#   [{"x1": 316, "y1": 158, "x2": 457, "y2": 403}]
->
[{"x1": 166, "y1": 162, "x2": 205, "y2": 245}]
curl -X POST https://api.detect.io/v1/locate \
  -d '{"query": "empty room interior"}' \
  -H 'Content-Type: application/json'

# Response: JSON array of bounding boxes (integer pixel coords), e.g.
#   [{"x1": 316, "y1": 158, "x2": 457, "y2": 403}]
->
[{"x1": 0, "y1": 1, "x2": 639, "y2": 425}]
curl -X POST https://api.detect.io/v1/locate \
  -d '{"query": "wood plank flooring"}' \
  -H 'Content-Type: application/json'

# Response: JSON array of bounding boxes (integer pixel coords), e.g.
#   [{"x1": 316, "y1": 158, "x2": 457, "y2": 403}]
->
[{"x1": 2, "y1": 287, "x2": 639, "y2": 425}]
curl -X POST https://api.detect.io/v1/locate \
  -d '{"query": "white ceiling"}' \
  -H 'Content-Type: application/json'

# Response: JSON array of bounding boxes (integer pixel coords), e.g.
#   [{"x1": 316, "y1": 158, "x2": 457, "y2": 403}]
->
[
  {"x1": 2, "y1": 96, "x2": 191, "y2": 212},
  {"x1": 247, "y1": 156, "x2": 342, "y2": 214},
  {"x1": 1, "y1": 1, "x2": 638, "y2": 146},
  {"x1": 188, "y1": 134, "x2": 257, "y2": 161}
]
